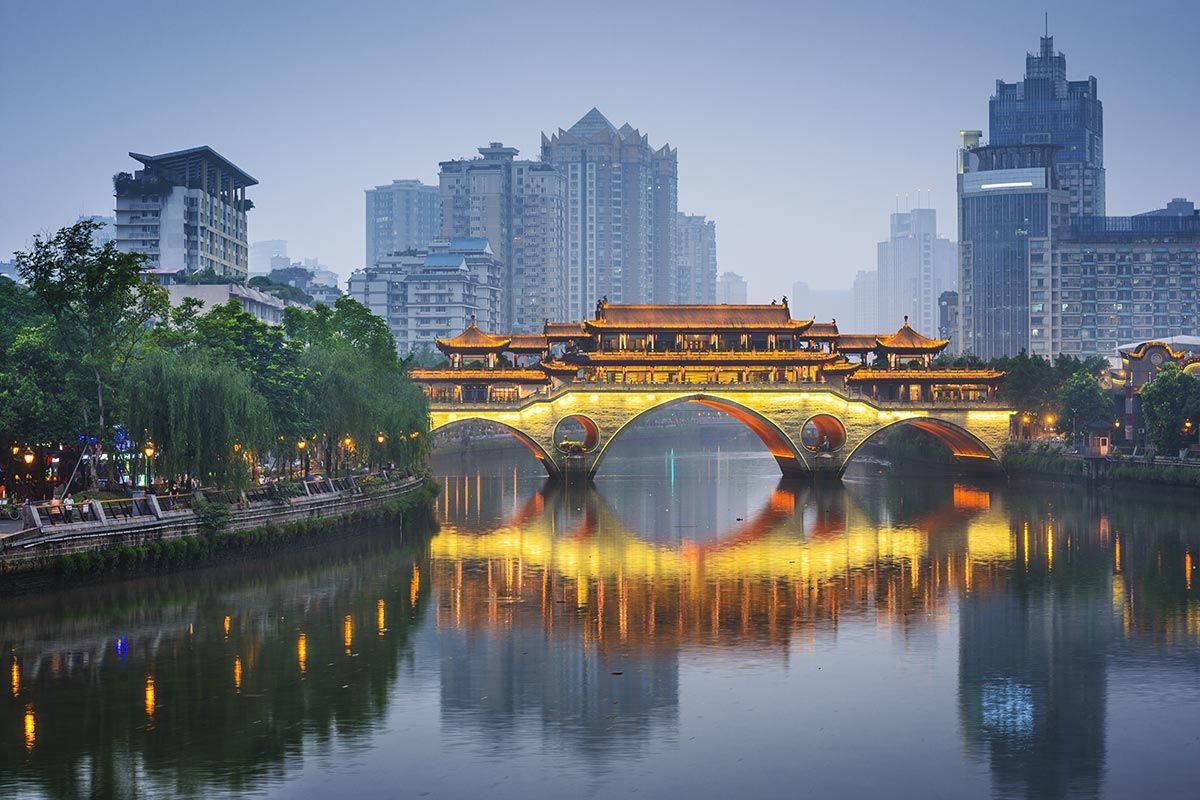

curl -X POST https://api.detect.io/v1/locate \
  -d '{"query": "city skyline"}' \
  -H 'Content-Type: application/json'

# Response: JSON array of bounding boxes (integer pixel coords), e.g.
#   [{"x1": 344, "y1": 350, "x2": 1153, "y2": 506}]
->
[{"x1": 1, "y1": 0, "x2": 1197, "y2": 301}]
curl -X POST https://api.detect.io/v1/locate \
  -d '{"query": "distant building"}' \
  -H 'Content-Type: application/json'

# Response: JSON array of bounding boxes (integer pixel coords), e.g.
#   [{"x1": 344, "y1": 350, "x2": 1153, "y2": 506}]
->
[
  {"x1": 541, "y1": 109, "x2": 678, "y2": 316},
  {"x1": 77, "y1": 215, "x2": 116, "y2": 248},
  {"x1": 989, "y1": 33, "x2": 1104, "y2": 217},
  {"x1": 439, "y1": 143, "x2": 565, "y2": 332},
  {"x1": 957, "y1": 135, "x2": 1070, "y2": 358},
  {"x1": 716, "y1": 272, "x2": 747, "y2": 305},
  {"x1": 165, "y1": 283, "x2": 290, "y2": 325},
  {"x1": 348, "y1": 238, "x2": 503, "y2": 354},
  {"x1": 113, "y1": 146, "x2": 256, "y2": 279},
  {"x1": 852, "y1": 270, "x2": 878, "y2": 334},
  {"x1": 876, "y1": 208, "x2": 955, "y2": 340},
  {"x1": 365, "y1": 179, "x2": 440, "y2": 269},
  {"x1": 249, "y1": 239, "x2": 287, "y2": 276},
  {"x1": 939, "y1": 290, "x2": 960, "y2": 353},
  {"x1": 267, "y1": 259, "x2": 343, "y2": 305},
  {"x1": 791, "y1": 281, "x2": 854, "y2": 330},
  {"x1": 0, "y1": 260, "x2": 19, "y2": 283},
  {"x1": 1033, "y1": 201, "x2": 1200, "y2": 356},
  {"x1": 675, "y1": 214, "x2": 717, "y2": 304}
]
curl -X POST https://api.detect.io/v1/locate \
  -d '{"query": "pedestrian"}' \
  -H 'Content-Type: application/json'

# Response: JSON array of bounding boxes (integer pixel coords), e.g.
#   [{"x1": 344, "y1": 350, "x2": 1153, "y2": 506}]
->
[{"x1": 64, "y1": 495, "x2": 75, "y2": 522}]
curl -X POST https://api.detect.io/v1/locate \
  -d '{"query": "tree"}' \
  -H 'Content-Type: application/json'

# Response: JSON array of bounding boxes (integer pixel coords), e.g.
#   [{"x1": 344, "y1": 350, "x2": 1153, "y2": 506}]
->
[
  {"x1": 15, "y1": 220, "x2": 167, "y2": 488},
  {"x1": 1139, "y1": 363, "x2": 1200, "y2": 453},
  {"x1": 1056, "y1": 371, "x2": 1114, "y2": 443}
]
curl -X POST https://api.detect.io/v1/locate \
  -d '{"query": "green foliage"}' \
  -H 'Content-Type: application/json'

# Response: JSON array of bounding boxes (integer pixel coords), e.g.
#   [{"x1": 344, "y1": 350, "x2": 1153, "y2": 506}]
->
[
  {"x1": 1057, "y1": 370, "x2": 1115, "y2": 440},
  {"x1": 247, "y1": 276, "x2": 313, "y2": 304},
  {"x1": 1139, "y1": 363, "x2": 1200, "y2": 453},
  {"x1": 192, "y1": 497, "x2": 233, "y2": 534}
]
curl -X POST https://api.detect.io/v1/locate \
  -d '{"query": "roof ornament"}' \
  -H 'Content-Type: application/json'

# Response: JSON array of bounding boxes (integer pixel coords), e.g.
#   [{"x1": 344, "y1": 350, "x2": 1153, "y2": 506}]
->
[
  {"x1": 781, "y1": 295, "x2": 788, "y2": 307},
  {"x1": 470, "y1": 313, "x2": 476, "y2": 325},
  {"x1": 903, "y1": 315, "x2": 909, "y2": 325},
  {"x1": 770, "y1": 298, "x2": 777, "y2": 305}
]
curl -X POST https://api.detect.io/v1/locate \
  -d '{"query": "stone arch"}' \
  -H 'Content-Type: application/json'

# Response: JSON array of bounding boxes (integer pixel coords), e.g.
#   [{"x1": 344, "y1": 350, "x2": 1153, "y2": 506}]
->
[
  {"x1": 430, "y1": 416, "x2": 559, "y2": 477},
  {"x1": 554, "y1": 414, "x2": 600, "y2": 452},
  {"x1": 588, "y1": 393, "x2": 808, "y2": 478},
  {"x1": 839, "y1": 416, "x2": 1001, "y2": 476}
]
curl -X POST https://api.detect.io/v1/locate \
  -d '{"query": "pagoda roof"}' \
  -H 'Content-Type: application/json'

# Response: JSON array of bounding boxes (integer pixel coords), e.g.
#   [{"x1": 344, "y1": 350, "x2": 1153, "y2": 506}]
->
[
  {"x1": 846, "y1": 369, "x2": 1003, "y2": 382},
  {"x1": 411, "y1": 368, "x2": 549, "y2": 384},
  {"x1": 836, "y1": 334, "x2": 882, "y2": 352},
  {"x1": 806, "y1": 322, "x2": 840, "y2": 339},
  {"x1": 505, "y1": 334, "x2": 550, "y2": 351},
  {"x1": 820, "y1": 361, "x2": 863, "y2": 374},
  {"x1": 1120, "y1": 340, "x2": 1188, "y2": 361},
  {"x1": 875, "y1": 318, "x2": 950, "y2": 353},
  {"x1": 539, "y1": 360, "x2": 581, "y2": 375},
  {"x1": 587, "y1": 302, "x2": 812, "y2": 331},
  {"x1": 569, "y1": 350, "x2": 842, "y2": 366},
  {"x1": 544, "y1": 321, "x2": 589, "y2": 339},
  {"x1": 434, "y1": 319, "x2": 510, "y2": 353}
]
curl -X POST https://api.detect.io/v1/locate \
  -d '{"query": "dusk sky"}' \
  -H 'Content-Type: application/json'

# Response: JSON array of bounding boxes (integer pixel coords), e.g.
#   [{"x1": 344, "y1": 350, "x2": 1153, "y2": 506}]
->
[{"x1": 2, "y1": 0, "x2": 1197, "y2": 301}]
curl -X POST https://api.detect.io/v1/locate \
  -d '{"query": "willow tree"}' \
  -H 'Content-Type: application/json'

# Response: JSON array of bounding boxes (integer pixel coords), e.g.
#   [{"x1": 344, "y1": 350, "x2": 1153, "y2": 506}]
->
[{"x1": 125, "y1": 349, "x2": 273, "y2": 490}]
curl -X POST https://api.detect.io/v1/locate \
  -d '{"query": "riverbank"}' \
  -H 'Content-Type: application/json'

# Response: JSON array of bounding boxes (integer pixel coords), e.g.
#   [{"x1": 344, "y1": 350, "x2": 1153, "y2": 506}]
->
[
  {"x1": 1002, "y1": 441, "x2": 1200, "y2": 490},
  {"x1": 0, "y1": 476, "x2": 438, "y2": 593}
]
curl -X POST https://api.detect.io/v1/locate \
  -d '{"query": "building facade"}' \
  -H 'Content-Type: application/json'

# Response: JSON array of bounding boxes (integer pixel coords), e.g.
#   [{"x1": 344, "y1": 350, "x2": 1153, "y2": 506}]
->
[
  {"x1": 876, "y1": 208, "x2": 956, "y2": 339},
  {"x1": 541, "y1": 109, "x2": 678, "y2": 317},
  {"x1": 716, "y1": 272, "x2": 748, "y2": 305},
  {"x1": 113, "y1": 147, "x2": 256, "y2": 278},
  {"x1": 347, "y1": 238, "x2": 503, "y2": 354},
  {"x1": 364, "y1": 179, "x2": 440, "y2": 269},
  {"x1": 249, "y1": 239, "x2": 287, "y2": 277},
  {"x1": 439, "y1": 143, "x2": 566, "y2": 332},
  {"x1": 791, "y1": 281, "x2": 854, "y2": 331},
  {"x1": 1031, "y1": 202, "x2": 1200, "y2": 357},
  {"x1": 675, "y1": 213, "x2": 717, "y2": 304},
  {"x1": 938, "y1": 290, "x2": 960, "y2": 353},
  {"x1": 852, "y1": 270, "x2": 878, "y2": 334},
  {"x1": 989, "y1": 34, "x2": 1104, "y2": 217},
  {"x1": 958, "y1": 137, "x2": 1070, "y2": 358}
]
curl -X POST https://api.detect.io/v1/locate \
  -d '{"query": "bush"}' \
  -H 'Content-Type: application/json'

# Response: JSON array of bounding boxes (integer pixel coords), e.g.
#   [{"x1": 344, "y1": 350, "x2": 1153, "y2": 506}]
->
[{"x1": 193, "y1": 498, "x2": 232, "y2": 534}]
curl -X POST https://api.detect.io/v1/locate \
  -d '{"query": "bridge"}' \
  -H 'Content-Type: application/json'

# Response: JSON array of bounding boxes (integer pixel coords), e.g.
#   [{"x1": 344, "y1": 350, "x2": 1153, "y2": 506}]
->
[
  {"x1": 427, "y1": 385, "x2": 1012, "y2": 479},
  {"x1": 413, "y1": 301, "x2": 1012, "y2": 480}
]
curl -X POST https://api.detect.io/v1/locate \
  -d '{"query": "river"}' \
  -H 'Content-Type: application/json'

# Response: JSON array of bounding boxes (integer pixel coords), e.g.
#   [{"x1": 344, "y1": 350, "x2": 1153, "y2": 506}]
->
[{"x1": 3, "y1": 429, "x2": 1200, "y2": 799}]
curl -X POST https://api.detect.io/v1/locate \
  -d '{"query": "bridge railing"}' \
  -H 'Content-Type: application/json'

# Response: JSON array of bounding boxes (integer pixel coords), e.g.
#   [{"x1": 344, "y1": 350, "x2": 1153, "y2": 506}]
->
[{"x1": 428, "y1": 380, "x2": 1012, "y2": 411}]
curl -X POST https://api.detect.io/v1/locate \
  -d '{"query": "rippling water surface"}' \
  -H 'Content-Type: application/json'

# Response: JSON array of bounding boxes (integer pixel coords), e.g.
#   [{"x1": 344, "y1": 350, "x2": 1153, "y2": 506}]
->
[{"x1": 4, "y1": 433, "x2": 1200, "y2": 799}]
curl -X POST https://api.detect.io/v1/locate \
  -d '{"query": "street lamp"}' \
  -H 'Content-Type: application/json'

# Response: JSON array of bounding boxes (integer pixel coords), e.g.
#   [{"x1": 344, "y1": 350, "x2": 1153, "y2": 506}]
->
[
  {"x1": 22, "y1": 450, "x2": 34, "y2": 466},
  {"x1": 143, "y1": 443, "x2": 156, "y2": 488},
  {"x1": 376, "y1": 434, "x2": 386, "y2": 445}
]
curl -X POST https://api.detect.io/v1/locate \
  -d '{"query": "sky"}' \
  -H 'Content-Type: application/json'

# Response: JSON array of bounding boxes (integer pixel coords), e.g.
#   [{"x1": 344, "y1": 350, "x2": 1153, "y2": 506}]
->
[{"x1": 1, "y1": 0, "x2": 1198, "y2": 301}]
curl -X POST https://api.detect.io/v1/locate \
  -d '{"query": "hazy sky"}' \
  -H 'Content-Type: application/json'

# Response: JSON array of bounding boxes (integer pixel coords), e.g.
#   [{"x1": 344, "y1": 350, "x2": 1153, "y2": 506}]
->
[{"x1": 2, "y1": 0, "x2": 1197, "y2": 301}]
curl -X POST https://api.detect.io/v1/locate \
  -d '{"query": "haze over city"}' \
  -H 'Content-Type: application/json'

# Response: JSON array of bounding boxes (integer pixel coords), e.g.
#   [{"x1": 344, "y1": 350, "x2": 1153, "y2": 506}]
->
[{"x1": 2, "y1": 0, "x2": 1197, "y2": 298}]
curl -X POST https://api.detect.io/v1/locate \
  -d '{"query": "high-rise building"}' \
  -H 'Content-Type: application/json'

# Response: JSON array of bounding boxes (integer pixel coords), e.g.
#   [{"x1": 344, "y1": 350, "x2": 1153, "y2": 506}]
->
[
  {"x1": 957, "y1": 134, "x2": 1070, "y2": 358},
  {"x1": 250, "y1": 239, "x2": 287, "y2": 277},
  {"x1": 541, "y1": 109, "x2": 678, "y2": 317},
  {"x1": 1031, "y1": 199, "x2": 1200, "y2": 357},
  {"x1": 989, "y1": 33, "x2": 1104, "y2": 217},
  {"x1": 675, "y1": 213, "x2": 717, "y2": 304},
  {"x1": 791, "y1": 281, "x2": 854, "y2": 330},
  {"x1": 364, "y1": 179, "x2": 440, "y2": 268},
  {"x1": 347, "y1": 238, "x2": 503, "y2": 354},
  {"x1": 77, "y1": 215, "x2": 116, "y2": 248},
  {"x1": 439, "y1": 144, "x2": 566, "y2": 332},
  {"x1": 876, "y1": 208, "x2": 956, "y2": 339},
  {"x1": 113, "y1": 146, "x2": 256, "y2": 278},
  {"x1": 939, "y1": 290, "x2": 960, "y2": 354},
  {"x1": 716, "y1": 271, "x2": 748, "y2": 305},
  {"x1": 852, "y1": 270, "x2": 878, "y2": 334}
]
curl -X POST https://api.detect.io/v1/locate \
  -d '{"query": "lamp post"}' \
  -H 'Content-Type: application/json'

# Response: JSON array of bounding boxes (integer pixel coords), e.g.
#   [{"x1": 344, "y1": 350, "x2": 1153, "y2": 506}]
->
[
  {"x1": 297, "y1": 438, "x2": 309, "y2": 478},
  {"x1": 143, "y1": 443, "x2": 156, "y2": 489}
]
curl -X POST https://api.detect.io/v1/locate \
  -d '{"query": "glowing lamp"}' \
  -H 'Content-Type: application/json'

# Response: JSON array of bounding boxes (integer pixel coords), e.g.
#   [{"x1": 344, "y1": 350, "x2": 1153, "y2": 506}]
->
[
  {"x1": 376, "y1": 434, "x2": 386, "y2": 445},
  {"x1": 10, "y1": 445, "x2": 18, "y2": 456},
  {"x1": 143, "y1": 443, "x2": 156, "y2": 460},
  {"x1": 22, "y1": 450, "x2": 35, "y2": 466},
  {"x1": 343, "y1": 436, "x2": 353, "y2": 448},
  {"x1": 296, "y1": 439, "x2": 307, "y2": 450}
]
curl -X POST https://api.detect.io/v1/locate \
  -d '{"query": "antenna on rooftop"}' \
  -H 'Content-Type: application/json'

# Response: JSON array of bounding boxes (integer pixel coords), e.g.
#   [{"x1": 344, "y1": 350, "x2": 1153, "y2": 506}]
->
[{"x1": 1044, "y1": 11, "x2": 1049, "y2": 38}]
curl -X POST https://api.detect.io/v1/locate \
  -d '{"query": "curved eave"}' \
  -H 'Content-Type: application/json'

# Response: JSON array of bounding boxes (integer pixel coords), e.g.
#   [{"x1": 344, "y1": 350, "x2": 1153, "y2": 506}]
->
[{"x1": 411, "y1": 368, "x2": 550, "y2": 383}]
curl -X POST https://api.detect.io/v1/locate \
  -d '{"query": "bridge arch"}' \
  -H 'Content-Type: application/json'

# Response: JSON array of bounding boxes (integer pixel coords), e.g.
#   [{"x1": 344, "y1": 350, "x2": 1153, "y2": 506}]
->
[
  {"x1": 839, "y1": 416, "x2": 1001, "y2": 476},
  {"x1": 554, "y1": 414, "x2": 600, "y2": 452},
  {"x1": 588, "y1": 393, "x2": 809, "y2": 478},
  {"x1": 431, "y1": 416, "x2": 560, "y2": 477}
]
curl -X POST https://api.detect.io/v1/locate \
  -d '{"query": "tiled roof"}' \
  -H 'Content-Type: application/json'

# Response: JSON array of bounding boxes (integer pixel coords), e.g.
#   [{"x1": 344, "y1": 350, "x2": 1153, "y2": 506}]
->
[
  {"x1": 875, "y1": 319, "x2": 950, "y2": 352},
  {"x1": 587, "y1": 303, "x2": 811, "y2": 330},
  {"x1": 544, "y1": 322, "x2": 589, "y2": 338},
  {"x1": 410, "y1": 368, "x2": 549, "y2": 383},
  {"x1": 806, "y1": 322, "x2": 840, "y2": 338},
  {"x1": 846, "y1": 369, "x2": 1002, "y2": 381},
  {"x1": 505, "y1": 334, "x2": 550, "y2": 351},
  {"x1": 836, "y1": 334, "x2": 881, "y2": 351},
  {"x1": 572, "y1": 351, "x2": 842, "y2": 365},
  {"x1": 434, "y1": 320, "x2": 510, "y2": 352}
]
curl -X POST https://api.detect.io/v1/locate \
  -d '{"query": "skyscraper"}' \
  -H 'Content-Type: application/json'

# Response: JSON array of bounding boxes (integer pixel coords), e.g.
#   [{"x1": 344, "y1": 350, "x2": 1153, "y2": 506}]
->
[
  {"x1": 249, "y1": 239, "x2": 287, "y2": 277},
  {"x1": 113, "y1": 146, "x2": 256, "y2": 278},
  {"x1": 541, "y1": 109, "x2": 678, "y2": 318},
  {"x1": 791, "y1": 281, "x2": 854, "y2": 329},
  {"x1": 364, "y1": 179, "x2": 440, "y2": 268},
  {"x1": 876, "y1": 208, "x2": 956, "y2": 338},
  {"x1": 716, "y1": 272, "x2": 748, "y2": 305},
  {"x1": 957, "y1": 134, "x2": 1070, "y2": 358},
  {"x1": 438, "y1": 143, "x2": 566, "y2": 332},
  {"x1": 852, "y1": 270, "x2": 878, "y2": 334},
  {"x1": 989, "y1": 32, "x2": 1104, "y2": 217},
  {"x1": 675, "y1": 213, "x2": 717, "y2": 304}
]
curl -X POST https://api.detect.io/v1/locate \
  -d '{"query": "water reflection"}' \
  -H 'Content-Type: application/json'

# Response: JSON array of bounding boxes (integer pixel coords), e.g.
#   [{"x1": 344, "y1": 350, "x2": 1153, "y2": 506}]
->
[{"x1": 2, "y1": 444, "x2": 1200, "y2": 798}]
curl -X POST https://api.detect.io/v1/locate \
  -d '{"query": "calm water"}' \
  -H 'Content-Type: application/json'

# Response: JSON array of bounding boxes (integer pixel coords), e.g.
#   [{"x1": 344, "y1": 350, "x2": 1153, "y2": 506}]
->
[{"x1": 4, "y1": 434, "x2": 1200, "y2": 799}]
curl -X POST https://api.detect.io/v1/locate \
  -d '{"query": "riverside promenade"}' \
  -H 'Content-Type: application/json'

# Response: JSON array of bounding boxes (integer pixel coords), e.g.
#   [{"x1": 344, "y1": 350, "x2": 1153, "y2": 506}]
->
[{"x1": 0, "y1": 472, "x2": 427, "y2": 571}]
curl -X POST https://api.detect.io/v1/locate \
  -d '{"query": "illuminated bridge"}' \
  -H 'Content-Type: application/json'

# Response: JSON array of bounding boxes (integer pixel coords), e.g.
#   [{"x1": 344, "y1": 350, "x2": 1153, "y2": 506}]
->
[{"x1": 412, "y1": 301, "x2": 1012, "y2": 479}]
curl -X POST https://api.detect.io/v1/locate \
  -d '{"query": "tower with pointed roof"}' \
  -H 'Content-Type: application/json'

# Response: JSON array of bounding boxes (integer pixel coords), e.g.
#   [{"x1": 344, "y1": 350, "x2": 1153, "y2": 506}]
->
[{"x1": 541, "y1": 109, "x2": 678, "y2": 319}]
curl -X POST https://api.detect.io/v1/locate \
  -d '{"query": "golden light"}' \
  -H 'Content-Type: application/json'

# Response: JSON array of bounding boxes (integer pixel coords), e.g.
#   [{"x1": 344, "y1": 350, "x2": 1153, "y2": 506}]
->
[
  {"x1": 1044, "y1": 414, "x2": 1056, "y2": 426},
  {"x1": 343, "y1": 436, "x2": 353, "y2": 448},
  {"x1": 1114, "y1": 419, "x2": 1121, "y2": 428},
  {"x1": 296, "y1": 439, "x2": 307, "y2": 450},
  {"x1": 1021, "y1": 414, "x2": 1032, "y2": 424},
  {"x1": 410, "y1": 565, "x2": 420, "y2": 607},
  {"x1": 377, "y1": 599, "x2": 386, "y2": 636},
  {"x1": 9, "y1": 444, "x2": 18, "y2": 456},
  {"x1": 376, "y1": 433, "x2": 386, "y2": 445},
  {"x1": 233, "y1": 656, "x2": 242, "y2": 691},
  {"x1": 233, "y1": 443, "x2": 242, "y2": 453},
  {"x1": 143, "y1": 443, "x2": 156, "y2": 460},
  {"x1": 343, "y1": 614, "x2": 353, "y2": 653},
  {"x1": 409, "y1": 431, "x2": 420, "y2": 439},
  {"x1": 144, "y1": 676, "x2": 156, "y2": 717},
  {"x1": 23, "y1": 704, "x2": 34, "y2": 750},
  {"x1": 223, "y1": 615, "x2": 231, "y2": 638},
  {"x1": 10, "y1": 659, "x2": 19, "y2": 697},
  {"x1": 22, "y1": 450, "x2": 35, "y2": 466},
  {"x1": 297, "y1": 633, "x2": 308, "y2": 674}
]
